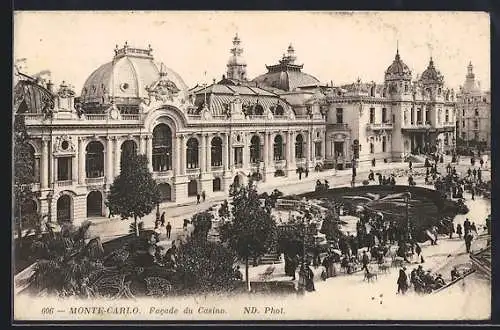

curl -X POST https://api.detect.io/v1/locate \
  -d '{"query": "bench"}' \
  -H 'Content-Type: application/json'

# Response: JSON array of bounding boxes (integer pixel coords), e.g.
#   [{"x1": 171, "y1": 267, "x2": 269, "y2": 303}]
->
[{"x1": 259, "y1": 266, "x2": 275, "y2": 281}]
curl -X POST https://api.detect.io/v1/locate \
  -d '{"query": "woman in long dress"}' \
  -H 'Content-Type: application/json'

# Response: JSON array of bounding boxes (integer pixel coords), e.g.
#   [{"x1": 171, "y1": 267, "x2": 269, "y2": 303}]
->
[{"x1": 305, "y1": 262, "x2": 315, "y2": 292}]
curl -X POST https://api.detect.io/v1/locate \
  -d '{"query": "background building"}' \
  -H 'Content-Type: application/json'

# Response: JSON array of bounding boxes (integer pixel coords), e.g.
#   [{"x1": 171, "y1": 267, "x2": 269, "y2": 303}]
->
[
  {"x1": 318, "y1": 49, "x2": 457, "y2": 168},
  {"x1": 456, "y1": 62, "x2": 491, "y2": 151}
]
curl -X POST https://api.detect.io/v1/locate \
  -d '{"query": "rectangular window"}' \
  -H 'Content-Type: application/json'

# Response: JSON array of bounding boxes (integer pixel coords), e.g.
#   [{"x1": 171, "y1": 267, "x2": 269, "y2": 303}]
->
[
  {"x1": 234, "y1": 147, "x2": 243, "y2": 167},
  {"x1": 474, "y1": 132, "x2": 479, "y2": 140},
  {"x1": 475, "y1": 109, "x2": 479, "y2": 116},
  {"x1": 334, "y1": 142, "x2": 344, "y2": 156},
  {"x1": 212, "y1": 178, "x2": 221, "y2": 192},
  {"x1": 369, "y1": 108, "x2": 375, "y2": 124},
  {"x1": 336, "y1": 108, "x2": 343, "y2": 124},
  {"x1": 474, "y1": 120, "x2": 479, "y2": 129},
  {"x1": 382, "y1": 136, "x2": 387, "y2": 152},
  {"x1": 445, "y1": 110, "x2": 449, "y2": 123},
  {"x1": 411, "y1": 108, "x2": 415, "y2": 124},
  {"x1": 416, "y1": 108, "x2": 422, "y2": 124},
  {"x1": 462, "y1": 132, "x2": 466, "y2": 139},
  {"x1": 57, "y1": 157, "x2": 72, "y2": 181},
  {"x1": 462, "y1": 120, "x2": 465, "y2": 128},
  {"x1": 462, "y1": 109, "x2": 465, "y2": 117},
  {"x1": 315, "y1": 142, "x2": 322, "y2": 158},
  {"x1": 382, "y1": 108, "x2": 387, "y2": 123}
]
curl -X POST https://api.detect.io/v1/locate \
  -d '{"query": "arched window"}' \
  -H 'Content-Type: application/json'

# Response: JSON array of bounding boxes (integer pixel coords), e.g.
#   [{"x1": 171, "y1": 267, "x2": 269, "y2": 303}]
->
[
  {"x1": 250, "y1": 135, "x2": 261, "y2": 163},
  {"x1": 158, "y1": 183, "x2": 172, "y2": 202},
  {"x1": 188, "y1": 179, "x2": 198, "y2": 197},
  {"x1": 57, "y1": 194, "x2": 72, "y2": 224},
  {"x1": 211, "y1": 137, "x2": 223, "y2": 167},
  {"x1": 87, "y1": 191, "x2": 102, "y2": 217},
  {"x1": 213, "y1": 178, "x2": 221, "y2": 192},
  {"x1": 370, "y1": 86, "x2": 375, "y2": 97},
  {"x1": 121, "y1": 140, "x2": 137, "y2": 162},
  {"x1": 295, "y1": 134, "x2": 304, "y2": 159},
  {"x1": 254, "y1": 104, "x2": 264, "y2": 116},
  {"x1": 86, "y1": 141, "x2": 104, "y2": 178},
  {"x1": 273, "y1": 135, "x2": 284, "y2": 161},
  {"x1": 186, "y1": 137, "x2": 199, "y2": 169},
  {"x1": 152, "y1": 124, "x2": 172, "y2": 172},
  {"x1": 274, "y1": 105, "x2": 284, "y2": 116}
]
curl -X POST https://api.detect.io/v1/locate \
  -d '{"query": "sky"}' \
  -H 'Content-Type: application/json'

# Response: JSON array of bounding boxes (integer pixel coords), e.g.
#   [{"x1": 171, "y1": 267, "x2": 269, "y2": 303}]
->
[{"x1": 14, "y1": 11, "x2": 490, "y2": 93}]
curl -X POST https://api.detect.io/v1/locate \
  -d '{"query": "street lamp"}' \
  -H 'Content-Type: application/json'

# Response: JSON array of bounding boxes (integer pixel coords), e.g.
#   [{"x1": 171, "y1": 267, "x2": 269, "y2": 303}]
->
[{"x1": 405, "y1": 191, "x2": 412, "y2": 241}]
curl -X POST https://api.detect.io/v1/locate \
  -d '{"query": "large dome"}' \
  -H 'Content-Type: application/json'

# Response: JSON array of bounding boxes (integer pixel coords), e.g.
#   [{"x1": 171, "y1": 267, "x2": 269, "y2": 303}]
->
[
  {"x1": 80, "y1": 44, "x2": 188, "y2": 105},
  {"x1": 420, "y1": 58, "x2": 444, "y2": 84},
  {"x1": 384, "y1": 50, "x2": 412, "y2": 82}
]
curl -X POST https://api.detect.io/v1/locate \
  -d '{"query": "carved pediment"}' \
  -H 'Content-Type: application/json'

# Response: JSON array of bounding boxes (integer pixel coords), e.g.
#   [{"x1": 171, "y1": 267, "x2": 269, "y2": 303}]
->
[
  {"x1": 146, "y1": 75, "x2": 180, "y2": 104},
  {"x1": 53, "y1": 135, "x2": 76, "y2": 155}
]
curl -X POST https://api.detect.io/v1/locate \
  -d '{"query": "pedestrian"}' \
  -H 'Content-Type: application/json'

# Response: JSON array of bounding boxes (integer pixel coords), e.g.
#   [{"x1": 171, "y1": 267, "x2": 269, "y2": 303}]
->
[
  {"x1": 477, "y1": 169, "x2": 482, "y2": 182},
  {"x1": 456, "y1": 223, "x2": 463, "y2": 239},
  {"x1": 472, "y1": 168, "x2": 477, "y2": 179},
  {"x1": 305, "y1": 261, "x2": 315, "y2": 292},
  {"x1": 465, "y1": 232, "x2": 473, "y2": 253},
  {"x1": 299, "y1": 169, "x2": 302, "y2": 180},
  {"x1": 397, "y1": 266, "x2": 408, "y2": 295},
  {"x1": 196, "y1": 193, "x2": 201, "y2": 204},
  {"x1": 415, "y1": 243, "x2": 424, "y2": 263},
  {"x1": 160, "y1": 211, "x2": 166, "y2": 226},
  {"x1": 372, "y1": 158, "x2": 376, "y2": 167},
  {"x1": 449, "y1": 221, "x2": 455, "y2": 239},
  {"x1": 166, "y1": 221, "x2": 172, "y2": 239},
  {"x1": 202, "y1": 190, "x2": 206, "y2": 202},
  {"x1": 361, "y1": 250, "x2": 370, "y2": 273},
  {"x1": 480, "y1": 158, "x2": 484, "y2": 168},
  {"x1": 471, "y1": 186, "x2": 475, "y2": 200},
  {"x1": 305, "y1": 168, "x2": 309, "y2": 178},
  {"x1": 471, "y1": 222, "x2": 477, "y2": 234},
  {"x1": 463, "y1": 218, "x2": 471, "y2": 237},
  {"x1": 409, "y1": 160, "x2": 413, "y2": 171}
]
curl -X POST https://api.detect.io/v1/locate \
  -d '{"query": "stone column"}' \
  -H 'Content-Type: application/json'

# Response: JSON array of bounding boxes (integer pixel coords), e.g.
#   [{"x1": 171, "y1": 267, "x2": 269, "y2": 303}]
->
[
  {"x1": 268, "y1": 133, "x2": 273, "y2": 164},
  {"x1": 78, "y1": 137, "x2": 85, "y2": 184},
  {"x1": 242, "y1": 134, "x2": 249, "y2": 168},
  {"x1": 175, "y1": 135, "x2": 182, "y2": 176},
  {"x1": 286, "y1": 132, "x2": 291, "y2": 162},
  {"x1": 146, "y1": 135, "x2": 153, "y2": 172},
  {"x1": 72, "y1": 153, "x2": 78, "y2": 183},
  {"x1": 206, "y1": 135, "x2": 211, "y2": 172},
  {"x1": 200, "y1": 134, "x2": 207, "y2": 172},
  {"x1": 114, "y1": 137, "x2": 121, "y2": 177},
  {"x1": 139, "y1": 135, "x2": 146, "y2": 155},
  {"x1": 53, "y1": 155, "x2": 58, "y2": 183},
  {"x1": 180, "y1": 135, "x2": 186, "y2": 175},
  {"x1": 308, "y1": 130, "x2": 313, "y2": 161},
  {"x1": 263, "y1": 133, "x2": 269, "y2": 165},
  {"x1": 222, "y1": 134, "x2": 229, "y2": 171},
  {"x1": 41, "y1": 138, "x2": 49, "y2": 189},
  {"x1": 321, "y1": 131, "x2": 326, "y2": 159},
  {"x1": 106, "y1": 136, "x2": 114, "y2": 183}
]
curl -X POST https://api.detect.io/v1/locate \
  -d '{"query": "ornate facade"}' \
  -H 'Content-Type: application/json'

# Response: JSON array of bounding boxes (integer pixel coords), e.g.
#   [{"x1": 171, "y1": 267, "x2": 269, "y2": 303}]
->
[
  {"x1": 456, "y1": 62, "x2": 491, "y2": 149},
  {"x1": 316, "y1": 49, "x2": 457, "y2": 168},
  {"x1": 14, "y1": 37, "x2": 325, "y2": 225}
]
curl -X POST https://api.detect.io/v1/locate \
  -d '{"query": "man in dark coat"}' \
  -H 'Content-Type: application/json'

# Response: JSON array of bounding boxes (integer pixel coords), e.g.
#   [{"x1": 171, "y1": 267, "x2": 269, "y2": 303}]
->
[
  {"x1": 166, "y1": 221, "x2": 172, "y2": 239},
  {"x1": 465, "y1": 232, "x2": 474, "y2": 253},
  {"x1": 397, "y1": 266, "x2": 408, "y2": 294}
]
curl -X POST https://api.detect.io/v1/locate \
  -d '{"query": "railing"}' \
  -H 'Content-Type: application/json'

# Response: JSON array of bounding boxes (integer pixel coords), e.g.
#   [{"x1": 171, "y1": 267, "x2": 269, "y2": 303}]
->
[
  {"x1": 57, "y1": 180, "x2": 73, "y2": 187},
  {"x1": 295, "y1": 114, "x2": 311, "y2": 119},
  {"x1": 85, "y1": 114, "x2": 107, "y2": 120},
  {"x1": 327, "y1": 123, "x2": 349, "y2": 130},
  {"x1": 153, "y1": 170, "x2": 173, "y2": 178},
  {"x1": 211, "y1": 165, "x2": 223, "y2": 171},
  {"x1": 402, "y1": 122, "x2": 432, "y2": 129},
  {"x1": 247, "y1": 115, "x2": 266, "y2": 120},
  {"x1": 30, "y1": 183, "x2": 41, "y2": 191},
  {"x1": 234, "y1": 163, "x2": 243, "y2": 169},
  {"x1": 85, "y1": 177, "x2": 105, "y2": 185},
  {"x1": 187, "y1": 115, "x2": 201, "y2": 120},
  {"x1": 274, "y1": 159, "x2": 287, "y2": 168},
  {"x1": 121, "y1": 114, "x2": 140, "y2": 120},
  {"x1": 367, "y1": 122, "x2": 393, "y2": 130},
  {"x1": 295, "y1": 157, "x2": 307, "y2": 166},
  {"x1": 186, "y1": 168, "x2": 200, "y2": 175},
  {"x1": 274, "y1": 115, "x2": 288, "y2": 120},
  {"x1": 22, "y1": 113, "x2": 44, "y2": 120}
]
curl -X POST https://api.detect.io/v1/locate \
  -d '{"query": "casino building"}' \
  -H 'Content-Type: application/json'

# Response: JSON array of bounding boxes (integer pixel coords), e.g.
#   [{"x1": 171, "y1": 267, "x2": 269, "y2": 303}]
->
[{"x1": 14, "y1": 35, "x2": 326, "y2": 224}]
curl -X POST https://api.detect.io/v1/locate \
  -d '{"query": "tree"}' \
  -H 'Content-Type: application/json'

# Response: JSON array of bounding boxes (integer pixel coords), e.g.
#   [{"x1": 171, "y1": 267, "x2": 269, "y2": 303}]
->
[
  {"x1": 176, "y1": 238, "x2": 237, "y2": 293},
  {"x1": 13, "y1": 113, "x2": 36, "y2": 246},
  {"x1": 220, "y1": 182, "x2": 276, "y2": 291},
  {"x1": 191, "y1": 211, "x2": 214, "y2": 242},
  {"x1": 106, "y1": 153, "x2": 161, "y2": 237}
]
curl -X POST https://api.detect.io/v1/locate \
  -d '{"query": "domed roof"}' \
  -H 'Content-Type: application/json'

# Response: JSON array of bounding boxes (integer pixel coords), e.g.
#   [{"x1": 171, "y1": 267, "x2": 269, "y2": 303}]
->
[
  {"x1": 385, "y1": 50, "x2": 412, "y2": 82},
  {"x1": 251, "y1": 44, "x2": 320, "y2": 92},
  {"x1": 80, "y1": 43, "x2": 188, "y2": 105},
  {"x1": 420, "y1": 57, "x2": 444, "y2": 84}
]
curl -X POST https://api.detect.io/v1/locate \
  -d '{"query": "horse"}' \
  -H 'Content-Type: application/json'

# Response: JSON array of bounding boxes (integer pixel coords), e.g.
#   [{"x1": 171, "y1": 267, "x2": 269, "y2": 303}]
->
[{"x1": 364, "y1": 271, "x2": 378, "y2": 283}]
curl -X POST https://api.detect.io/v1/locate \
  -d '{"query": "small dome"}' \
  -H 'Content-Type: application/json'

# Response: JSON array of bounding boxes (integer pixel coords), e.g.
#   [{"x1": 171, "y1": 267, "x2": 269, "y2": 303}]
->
[
  {"x1": 385, "y1": 50, "x2": 412, "y2": 82},
  {"x1": 420, "y1": 57, "x2": 443, "y2": 84},
  {"x1": 80, "y1": 44, "x2": 188, "y2": 105}
]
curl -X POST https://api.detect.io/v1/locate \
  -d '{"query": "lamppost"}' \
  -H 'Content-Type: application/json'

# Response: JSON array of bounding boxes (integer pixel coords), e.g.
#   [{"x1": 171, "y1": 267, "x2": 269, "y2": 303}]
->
[{"x1": 405, "y1": 191, "x2": 412, "y2": 241}]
